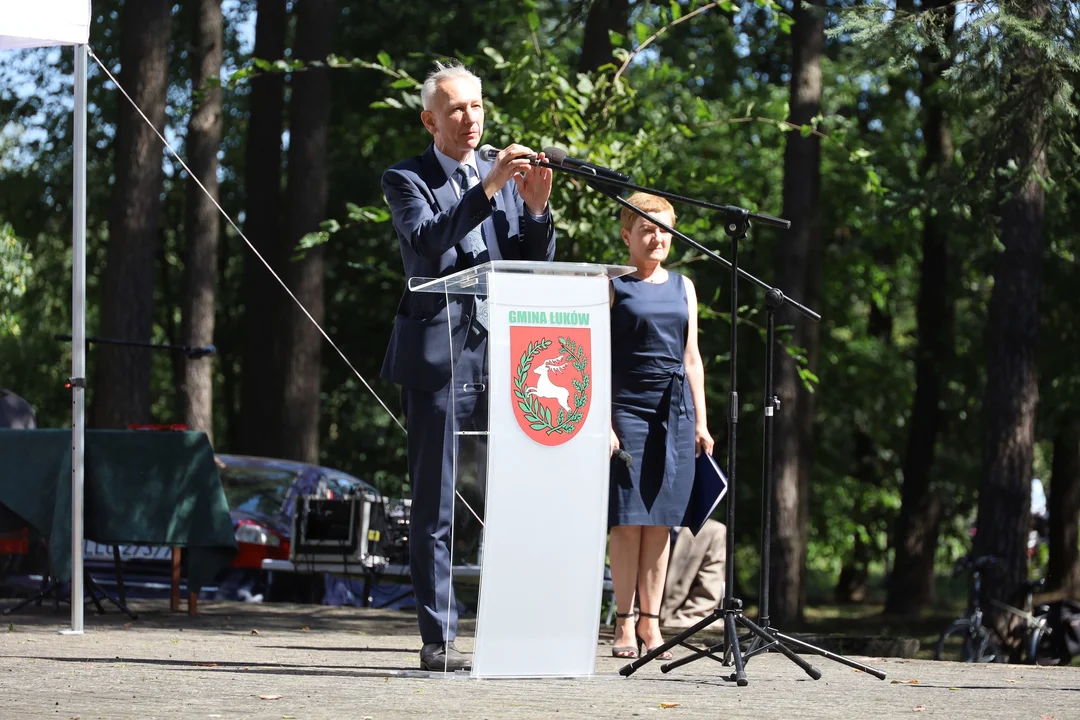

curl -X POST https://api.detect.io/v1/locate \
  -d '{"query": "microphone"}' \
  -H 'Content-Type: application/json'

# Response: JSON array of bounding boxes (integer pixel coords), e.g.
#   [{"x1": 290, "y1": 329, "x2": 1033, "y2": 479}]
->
[
  {"x1": 477, "y1": 144, "x2": 538, "y2": 163},
  {"x1": 542, "y1": 146, "x2": 630, "y2": 183},
  {"x1": 614, "y1": 448, "x2": 633, "y2": 468}
]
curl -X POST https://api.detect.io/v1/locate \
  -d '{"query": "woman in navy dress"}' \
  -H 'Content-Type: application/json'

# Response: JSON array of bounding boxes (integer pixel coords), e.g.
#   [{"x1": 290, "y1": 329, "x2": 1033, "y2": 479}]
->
[{"x1": 608, "y1": 192, "x2": 713, "y2": 659}]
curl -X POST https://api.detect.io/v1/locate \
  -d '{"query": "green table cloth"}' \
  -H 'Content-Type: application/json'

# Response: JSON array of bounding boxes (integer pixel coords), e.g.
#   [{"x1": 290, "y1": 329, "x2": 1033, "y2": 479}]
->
[{"x1": 0, "y1": 429, "x2": 237, "y2": 593}]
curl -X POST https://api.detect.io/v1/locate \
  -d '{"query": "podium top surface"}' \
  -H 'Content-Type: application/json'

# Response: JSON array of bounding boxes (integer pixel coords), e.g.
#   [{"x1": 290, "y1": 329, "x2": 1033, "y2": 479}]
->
[{"x1": 408, "y1": 260, "x2": 636, "y2": 295}]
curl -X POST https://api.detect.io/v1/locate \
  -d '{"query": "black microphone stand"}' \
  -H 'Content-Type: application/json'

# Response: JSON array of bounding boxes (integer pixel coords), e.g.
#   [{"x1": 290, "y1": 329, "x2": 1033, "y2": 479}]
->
[
  {"x1": 655, "y1": 288, "x2": 886, "y2": 682},
  {"x1": 550, "y1": 164, "x2": 884, "y2": 684}
]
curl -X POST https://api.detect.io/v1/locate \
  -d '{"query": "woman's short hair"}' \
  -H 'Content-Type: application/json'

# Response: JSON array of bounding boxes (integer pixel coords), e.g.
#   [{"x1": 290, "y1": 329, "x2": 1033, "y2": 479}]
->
[
  {"x1": 620, "y1": 192, "x2": 677, "y2": 233},
  {"x1": 421, "y1": 60, "x2": 482, "y2": 111}
]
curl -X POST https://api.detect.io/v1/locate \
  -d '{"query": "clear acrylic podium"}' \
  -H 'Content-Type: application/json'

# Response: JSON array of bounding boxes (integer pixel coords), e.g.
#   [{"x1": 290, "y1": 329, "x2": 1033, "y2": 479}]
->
[{"x1": 409, "y1": 260, "x2": 634, "y2": 678}]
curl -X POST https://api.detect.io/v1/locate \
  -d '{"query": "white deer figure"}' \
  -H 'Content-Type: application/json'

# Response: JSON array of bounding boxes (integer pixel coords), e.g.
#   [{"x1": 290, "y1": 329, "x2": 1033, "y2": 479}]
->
[{"x1": 527, "y1": 355, "x2": 572, "y2": 413}]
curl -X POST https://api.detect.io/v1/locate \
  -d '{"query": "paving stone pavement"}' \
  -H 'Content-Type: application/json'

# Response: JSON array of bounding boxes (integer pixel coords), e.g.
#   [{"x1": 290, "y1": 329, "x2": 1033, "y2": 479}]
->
[{"x1": 0, "y1": 599, "x2": 1077, "y2": 719}]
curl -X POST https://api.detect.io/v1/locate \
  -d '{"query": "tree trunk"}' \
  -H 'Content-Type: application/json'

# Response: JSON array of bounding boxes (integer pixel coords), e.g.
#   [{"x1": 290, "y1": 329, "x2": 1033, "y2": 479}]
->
[
  {"x1": 771, "y1": 0, "x2": 824, "y2": 626},
  {"x1": 276, "y1": 0, "x2": 335, "y2": 463},
  {"x1": 180, "y1": 0, "x2": 224, "y2": 441},
  {"x1": 578, "y1": 0, "x2": 630, "y2": 73},
  {"x1": 92, "y1": 0, "x2": 171, "y2": 429},
  {"x1": 237, "y1": 0, "x2": 287, "y2": 457},
  {"x1": 1048, "y1": 417, "x2": 1080, "y2": 595},
  {"x1": 974, "y1": 0, "x2": 1048, "y2": 660},
  {"x1": 886, "y1": 0, "x2": 955, "y2": 616}
]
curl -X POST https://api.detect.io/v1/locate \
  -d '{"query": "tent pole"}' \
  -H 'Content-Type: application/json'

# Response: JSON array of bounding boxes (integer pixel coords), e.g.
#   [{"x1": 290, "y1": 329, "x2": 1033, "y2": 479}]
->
[{"x1": 63, "y1": 42, "x2": 88, "y2": 636}]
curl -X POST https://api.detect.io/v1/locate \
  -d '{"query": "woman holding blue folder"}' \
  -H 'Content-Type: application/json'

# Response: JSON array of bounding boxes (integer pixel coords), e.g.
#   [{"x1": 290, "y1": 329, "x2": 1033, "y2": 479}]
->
[{"x1": 608, "y1": 192, "x2": 714, "y2": 660}]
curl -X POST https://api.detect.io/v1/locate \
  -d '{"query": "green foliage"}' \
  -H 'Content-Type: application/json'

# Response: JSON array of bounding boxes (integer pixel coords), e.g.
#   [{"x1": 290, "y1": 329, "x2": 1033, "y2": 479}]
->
[
  {"x1": 1, "y1": 0, "x2": 1077, "y2": 603},
  {"x1": 0, "y1": 224, "x2": 32, "y2": 337}
]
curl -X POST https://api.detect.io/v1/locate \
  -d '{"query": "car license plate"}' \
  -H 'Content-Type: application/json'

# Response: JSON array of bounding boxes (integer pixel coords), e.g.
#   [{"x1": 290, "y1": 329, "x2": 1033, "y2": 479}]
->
[{"x1": 83, "y1": 540, "x2": 173, "y2": 562}]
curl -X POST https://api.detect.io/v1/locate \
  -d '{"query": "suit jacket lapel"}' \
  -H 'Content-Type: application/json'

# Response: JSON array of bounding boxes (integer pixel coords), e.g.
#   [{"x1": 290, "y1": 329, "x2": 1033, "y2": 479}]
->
[{"x1": 421, "y1": 145, "x2": 459, "y2": 216}]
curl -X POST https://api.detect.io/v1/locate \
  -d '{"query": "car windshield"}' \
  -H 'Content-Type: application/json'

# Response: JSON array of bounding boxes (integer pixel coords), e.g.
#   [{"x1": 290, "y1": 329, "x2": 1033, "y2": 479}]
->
[{"x1": 218, "y1": 462, "x2": 302, "y2": 517}]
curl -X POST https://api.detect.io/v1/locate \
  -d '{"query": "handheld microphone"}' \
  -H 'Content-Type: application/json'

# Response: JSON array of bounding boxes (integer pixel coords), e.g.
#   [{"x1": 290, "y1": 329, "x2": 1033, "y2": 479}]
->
[
  {"x1": 542, "y1": 146, "x2": 631, "y2": 183},
  {"x1": 477, "y1": 144, "x2": 538, "y2": 163},
  {"x1": 614, "y1": 448, "x2": 633, "y2": 467}
]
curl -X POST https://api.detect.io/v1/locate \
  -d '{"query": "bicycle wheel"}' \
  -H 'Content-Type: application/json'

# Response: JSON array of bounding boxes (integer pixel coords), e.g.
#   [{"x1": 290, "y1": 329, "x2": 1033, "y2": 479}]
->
[
  {"x1": 1029, "y1": 618, "x2": 1068, "y2": 666},
  {"x1": 935, "y1": 619, "x2": 1002, "y2": 663}
]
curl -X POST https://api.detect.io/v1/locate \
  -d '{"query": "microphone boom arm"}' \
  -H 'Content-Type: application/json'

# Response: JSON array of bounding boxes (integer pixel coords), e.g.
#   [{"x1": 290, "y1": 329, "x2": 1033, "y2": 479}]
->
[
  {"x1": 532, "y1": 159, "x2": 791, "y2": 230},
  {"x1": 536, "y1": 161, "x2": 819, "y2": 323}
]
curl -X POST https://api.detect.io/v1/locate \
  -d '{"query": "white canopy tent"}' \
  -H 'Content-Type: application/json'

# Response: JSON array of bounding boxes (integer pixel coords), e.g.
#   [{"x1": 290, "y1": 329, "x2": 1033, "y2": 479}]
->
[{"x1": 0, "y1": 0, "x2": 91, "y2": 633}]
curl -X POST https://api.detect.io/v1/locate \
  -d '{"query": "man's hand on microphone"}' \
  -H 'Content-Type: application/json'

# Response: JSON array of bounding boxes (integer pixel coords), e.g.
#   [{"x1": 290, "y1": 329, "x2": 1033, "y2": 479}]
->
[
  {"x1": 481, "y1": 144, "x2": 536, "y2": 199},
  {"x1": 516, "y1": 150, "x2": 552, "y2": 216}
]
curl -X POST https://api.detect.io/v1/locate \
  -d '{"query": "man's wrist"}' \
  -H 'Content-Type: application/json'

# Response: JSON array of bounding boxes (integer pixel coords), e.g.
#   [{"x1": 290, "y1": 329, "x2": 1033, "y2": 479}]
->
[{"x1": 526, "y1": 202, "x2": 549, "y2": 219}]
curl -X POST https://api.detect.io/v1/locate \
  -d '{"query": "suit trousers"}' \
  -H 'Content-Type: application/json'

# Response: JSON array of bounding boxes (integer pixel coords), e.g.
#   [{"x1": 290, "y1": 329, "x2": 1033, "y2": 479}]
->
[{"x1": 402, "y1": 344, "x2": 488, "y2": 645}]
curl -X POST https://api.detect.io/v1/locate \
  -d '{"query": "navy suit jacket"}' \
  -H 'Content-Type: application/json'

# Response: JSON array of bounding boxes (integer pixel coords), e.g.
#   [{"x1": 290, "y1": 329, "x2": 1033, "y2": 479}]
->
[{"x1": 381, "y1": 144, "x2": 556, "y2": 391}]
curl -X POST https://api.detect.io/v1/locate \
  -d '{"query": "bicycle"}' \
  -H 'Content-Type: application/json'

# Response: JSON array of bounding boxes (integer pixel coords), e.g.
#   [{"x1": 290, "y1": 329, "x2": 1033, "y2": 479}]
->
[{"x1": 934, "y1": 555, "x2": 1059, "y2": 664}]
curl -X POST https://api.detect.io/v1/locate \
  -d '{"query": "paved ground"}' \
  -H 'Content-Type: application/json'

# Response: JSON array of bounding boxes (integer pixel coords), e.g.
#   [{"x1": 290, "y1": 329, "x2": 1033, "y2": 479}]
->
[{"x1": 1, "y1": 599, "x2": 1077, "y2": 719}]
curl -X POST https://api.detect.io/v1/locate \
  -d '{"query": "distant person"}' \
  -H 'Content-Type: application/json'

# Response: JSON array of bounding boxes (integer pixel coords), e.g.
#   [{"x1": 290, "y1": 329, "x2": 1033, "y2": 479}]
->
[
  {"x1": 0, "y1": 389, "x2": 36, "y2": 428},
  {"x1": 608, "y1": 192, "x2": 713, "y2": 660},
  {"x1": 661, "y1": 519, "x2": 727, "y2": 631},
  {"x1": 380, "y1": 60, "x2": 555, "y2": 672}
]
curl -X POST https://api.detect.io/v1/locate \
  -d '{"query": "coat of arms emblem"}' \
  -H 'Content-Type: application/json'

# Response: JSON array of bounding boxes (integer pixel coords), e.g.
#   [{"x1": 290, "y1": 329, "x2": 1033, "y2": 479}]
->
[{"x1": 510, "y1": 326, "x2": 591, "y2": 446}]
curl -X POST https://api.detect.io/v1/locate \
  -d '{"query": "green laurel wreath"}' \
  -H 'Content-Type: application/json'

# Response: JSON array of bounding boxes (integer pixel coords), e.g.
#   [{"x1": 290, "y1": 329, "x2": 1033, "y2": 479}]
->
[{"x1": 513, "y1": 336, "x2": 590, "y2": 435}]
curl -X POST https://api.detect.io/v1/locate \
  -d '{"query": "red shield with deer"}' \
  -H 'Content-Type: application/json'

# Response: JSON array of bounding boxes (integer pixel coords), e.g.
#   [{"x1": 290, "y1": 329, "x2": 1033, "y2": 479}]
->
[{"x1": 510, "y1": 326, "x2": 592, "y2": 447}]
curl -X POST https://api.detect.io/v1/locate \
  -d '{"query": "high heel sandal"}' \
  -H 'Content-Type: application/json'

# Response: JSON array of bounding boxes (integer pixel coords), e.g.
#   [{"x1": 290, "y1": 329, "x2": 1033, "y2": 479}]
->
[
  {"x1": 611, "y1": 611, "x2": 639, "y2": 658},
  {"x1": 636, "y1": 612, "x2": 674, "y2": 660}
]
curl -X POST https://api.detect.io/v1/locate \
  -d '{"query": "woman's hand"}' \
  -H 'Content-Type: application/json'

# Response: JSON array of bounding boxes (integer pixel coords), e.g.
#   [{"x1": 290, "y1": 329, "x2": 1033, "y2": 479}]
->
[
  {"x1": 695, "y1": 424, "x2": 714, "y2": 457},
  {"x1": 610, "y1": 429, "x2": 621, "y2": 457}
]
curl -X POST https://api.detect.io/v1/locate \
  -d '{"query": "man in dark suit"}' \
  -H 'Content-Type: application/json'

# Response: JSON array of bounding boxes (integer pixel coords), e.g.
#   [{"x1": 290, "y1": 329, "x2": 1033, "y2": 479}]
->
[{"x1": 381, "y1": 60, "x2": 555, "y2": 671}]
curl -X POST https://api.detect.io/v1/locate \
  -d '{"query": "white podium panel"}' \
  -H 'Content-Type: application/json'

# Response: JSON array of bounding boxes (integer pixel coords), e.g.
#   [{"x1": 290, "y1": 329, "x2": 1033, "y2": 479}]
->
[
  {"x1": 410, "y1": 261, "x2": 633, "y2": 678},
  {"x1": 472, "y1": 271, "x2": 613, "y2": 677}
]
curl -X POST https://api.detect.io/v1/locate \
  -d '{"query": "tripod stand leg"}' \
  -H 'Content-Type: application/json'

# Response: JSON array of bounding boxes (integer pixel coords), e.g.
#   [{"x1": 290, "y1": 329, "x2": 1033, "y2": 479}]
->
[
  {"x1": 620, "y1": 608, "x2": 725, "y2": 677},
  {"x1": 660, "y1": 640, "x2": 726, "y2": 672},
  {"x1": 725, "y1": 612, "x2": 747, "y2": 686},
  {"x1": 771, "y1": 630, "x2": 886, "y2": 679},
  {"x1": 84, "y1": 572, "x2": 138, "y2": 621},
  {"x1": 738, "y1": 615, "x2": 821, "y2": 680},
  {"x1": 83, "y1": 575, "x2": 107, "y2": 615},
  {"x1": 2, "y1": 580, "x2": 63, "y2": 616}
]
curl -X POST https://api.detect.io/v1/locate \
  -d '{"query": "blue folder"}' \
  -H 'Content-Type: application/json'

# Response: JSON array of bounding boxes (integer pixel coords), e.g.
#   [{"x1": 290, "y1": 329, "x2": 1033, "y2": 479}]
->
[{"x1": 683, "y1": 452, "x2": 728, "y2": 535}]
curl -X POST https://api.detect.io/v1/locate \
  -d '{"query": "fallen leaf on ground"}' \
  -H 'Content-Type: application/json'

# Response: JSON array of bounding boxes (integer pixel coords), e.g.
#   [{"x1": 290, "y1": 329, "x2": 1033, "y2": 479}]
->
[
  {"x1": 1040, "y1": 715, "x2": 1055, "y2": 719},
  {"x1": 660, "y1": 702, "x2": 681, "y2": 709},
  {"x1": 196, "y1": 663, "x2": 219, "y2": 667},
  {"x1": 250, "y1": 629, "x2": 260, "y2": 635},
  {"x1": 913, "y1": 706, "x2": 925, "y2": 712},
  {"x1": 301, "y1": 626, "x2": 310, "y2": 631},
  {"x1": 906, "y1": 680, "x2": 920, "y2": 684},
  {"x1": 1004, "y1": 679, "x2": 1017, "y2": 683},
  {"x1": 258, "y1": 695, "x2": 282, "y2": 701}
]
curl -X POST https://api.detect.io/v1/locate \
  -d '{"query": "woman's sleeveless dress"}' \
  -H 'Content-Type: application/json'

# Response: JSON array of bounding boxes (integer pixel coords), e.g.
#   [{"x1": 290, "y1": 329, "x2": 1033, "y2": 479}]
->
[{"x1": 609, "y1": 271, "x2": 696, "y2": 527}]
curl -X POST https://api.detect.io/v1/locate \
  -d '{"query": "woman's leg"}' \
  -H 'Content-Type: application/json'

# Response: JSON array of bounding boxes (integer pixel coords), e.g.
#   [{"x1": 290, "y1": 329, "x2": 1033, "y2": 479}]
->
[
  {"x1": 609, "y1": 525, "x2": 643, "y2": 651},
  {"x1": 635, "y1": 525, "x2": 672, "y2": 650}
]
